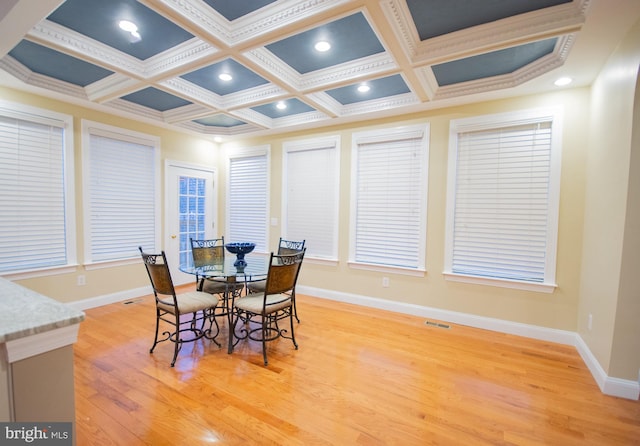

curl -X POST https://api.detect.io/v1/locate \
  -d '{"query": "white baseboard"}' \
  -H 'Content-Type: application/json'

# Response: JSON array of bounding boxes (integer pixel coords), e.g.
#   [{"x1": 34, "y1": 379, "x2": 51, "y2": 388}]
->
[
  {"x1": 67, "y1": 285, "x2": 152, "y2": 311},
  {"x1": 298, "y1": 285, "x2": 640, "y2": 401}
]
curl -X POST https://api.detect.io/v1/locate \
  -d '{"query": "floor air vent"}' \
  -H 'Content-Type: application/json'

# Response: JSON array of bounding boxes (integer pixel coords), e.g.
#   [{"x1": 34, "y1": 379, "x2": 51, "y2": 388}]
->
[{"x1": 425, "y1": 321, "x2": 451, "y2": 329}]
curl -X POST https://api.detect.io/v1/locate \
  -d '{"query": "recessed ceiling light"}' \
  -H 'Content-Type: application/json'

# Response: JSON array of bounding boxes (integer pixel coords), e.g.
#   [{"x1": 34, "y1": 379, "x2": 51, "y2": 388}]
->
[
  {"x1": 118, "y1": 20, "x2": 141, "y2": 41},
  {"x1": 218, "y1": 73, "x2": 232, "y2": 81},
  {"x1": 554, "y1": 76, "x2": 572, "y2": 87},
  {"x1": 314, "y1": 41, "x2": 331, "y2": 52},
  {"x1": 276, "y1": 101, "x2": 287, "y2": 110},
  {"x1": 357, "y1": 83, "x2": 370, "y2": 93}
]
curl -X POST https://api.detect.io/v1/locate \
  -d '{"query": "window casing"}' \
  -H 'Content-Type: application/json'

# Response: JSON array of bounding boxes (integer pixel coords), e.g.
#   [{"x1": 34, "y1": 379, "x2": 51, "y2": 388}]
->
[
  {"x1": 82, "y1": 121, "x2": 160, "y2": 266},
  {"x1": 226, "y1": 145, "x2": 269, "y2": 252},
  {"x1": 283, "y1": 136, "x2": 340, "y2": 262},
  {"x1": 444, "y1": 108, "x2": 563, "y2": 292},
  {"x1": 350, "y1": 124, "x2": 429, "y2": 273},
  {"x1": 0, "y1": 101, "x2": 76, "y2": 277}
]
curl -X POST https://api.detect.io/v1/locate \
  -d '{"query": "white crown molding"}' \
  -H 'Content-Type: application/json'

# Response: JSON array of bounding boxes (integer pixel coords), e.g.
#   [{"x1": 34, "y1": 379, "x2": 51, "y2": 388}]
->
[
  {"x1": 297, "y1": 53, "x2": 398, "y2": 92},
  {"x1": 85, "y1": 73, "x2": 143, "y2": 102},
  {"x1": 162, "y1": 102, "x2": 212, "y2": 123},
  {"x1": 28, "y1": 20, "x2": 145, "y2": 77},
  {"x1": 160, "y1": 77, "x2": 224, "y2": 109},
  {"x1": 143, "y1": 37, "x2": 218, "y2": 78},
  {"x1": 340, "y1": 92, "x2": 419, "y2": 116},
  {"x1": 305, "y1": 91, "x2": 343, "y2": 117},
  {"x1": 384, "y1": 0, "x2": 590, "y2": 67},
  {"x1": 431, "y1": 34, "x2": 574, "y2": 100},
  {"x1": 0, "y1": 56, "x2": 88, "y2": 99},
  {"x1": 157, "y1": 0, "x2": 353, "y2": 47},
  {"x1": 243, "y1": 47, "x2": 303, "y2": 90},
  {"x1": 105, "y1": 98, "x2": 164, "y2": 121},
  {"x1": 222, "y1": 83, "x2": 288, "y2": 110}
]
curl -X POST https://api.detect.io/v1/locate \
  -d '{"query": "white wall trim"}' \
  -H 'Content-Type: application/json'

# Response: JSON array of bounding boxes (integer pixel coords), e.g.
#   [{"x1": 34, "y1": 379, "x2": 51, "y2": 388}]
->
[
  {"x1": 5, "y1": 324, "x2": 79, "y2": 363},
  {"x1": 298, "y1": 285, "x2": 640, "y2": 400},
  {"x1": 67, "y1": 285, "x2": 152, "y2": 311}
]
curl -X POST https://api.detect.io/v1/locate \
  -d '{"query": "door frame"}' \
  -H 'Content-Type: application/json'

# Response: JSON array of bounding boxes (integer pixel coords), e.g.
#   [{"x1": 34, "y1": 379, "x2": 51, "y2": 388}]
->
[{"x1": 164, "y1": 159, "x2": 217, "y2": 285}]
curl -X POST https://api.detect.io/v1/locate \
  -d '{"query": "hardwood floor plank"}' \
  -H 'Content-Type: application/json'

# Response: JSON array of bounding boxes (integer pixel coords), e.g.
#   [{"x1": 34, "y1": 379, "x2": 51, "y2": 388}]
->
[{"x1": 73, "y1": 290, "x2": 640, "y2": 445}]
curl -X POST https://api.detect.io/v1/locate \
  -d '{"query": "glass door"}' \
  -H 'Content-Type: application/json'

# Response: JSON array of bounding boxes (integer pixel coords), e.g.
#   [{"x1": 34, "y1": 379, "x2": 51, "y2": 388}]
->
[{"x1": 166, "y1": 162, "x2": 216, "y2": 285}]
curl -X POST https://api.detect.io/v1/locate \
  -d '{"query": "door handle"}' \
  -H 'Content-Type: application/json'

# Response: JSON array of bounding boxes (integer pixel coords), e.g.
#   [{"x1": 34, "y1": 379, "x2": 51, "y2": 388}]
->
[{"x1": 171, "y1": 235, "x2": 177, "y2": 239}]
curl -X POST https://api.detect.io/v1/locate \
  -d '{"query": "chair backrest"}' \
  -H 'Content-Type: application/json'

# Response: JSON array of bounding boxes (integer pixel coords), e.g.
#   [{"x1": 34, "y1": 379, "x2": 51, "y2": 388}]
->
[
  {"x1": 139, "y1": 247, "x2": 177, "y2": 301},
  {"x1": 264, "y1": 249, "x2": 306, "y2": 296},
  {"x1": 190, "y1": 237, "x2": 225, "y2": 267},
  {"x1": 277, "y1": 238, "x2": 305, "y2": 256}
]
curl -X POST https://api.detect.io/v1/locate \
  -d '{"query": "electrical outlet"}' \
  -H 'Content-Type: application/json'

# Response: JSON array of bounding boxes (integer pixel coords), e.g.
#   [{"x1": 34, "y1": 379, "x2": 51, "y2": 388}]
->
[
  {"x1": 382, "y1": 277, "x2": 389, "y2": 288},
  {"x1": 587, "y1": 313, "x2": 593, "y2": 331},
  {"x1": 77, "y1": 275, "x2": 86, "y2": 286}
]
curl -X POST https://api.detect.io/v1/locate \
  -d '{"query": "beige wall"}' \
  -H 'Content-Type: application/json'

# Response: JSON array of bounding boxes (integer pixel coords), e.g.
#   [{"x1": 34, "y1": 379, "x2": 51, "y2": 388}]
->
[
  {"x1": 223, "y1": 89, "x2": 590, "y2": 332},
  {"x1": 2, "y1": 30, "x2": 637, "y2": 383},
  {"x1": 578, "y1": 19, "x2": 640, "y2": 381},
  {"x1": 0, "y1": 86, "x2": 218, "y2": 302}
]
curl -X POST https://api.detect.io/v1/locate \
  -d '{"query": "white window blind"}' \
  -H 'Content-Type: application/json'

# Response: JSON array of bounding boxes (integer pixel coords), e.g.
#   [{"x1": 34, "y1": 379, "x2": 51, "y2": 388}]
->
[
  {"x1": 351, "y1": 126, "x2": 428, "y2": 270},
  {"x1": 0, "y1": 114, "x2": 70, "y2": 273},
  {"x1": 86, "y1": 128, "x2": 157, "y2": 263},
  {"x1": 284, "y1": 138, "x2": 339, "y2": 260},
  {"x1": 446, "y1": 110, "x2": 562, "y2": 289},
  {"x1": 227, "y1": 151, "x2": 268, "y2": 252}
]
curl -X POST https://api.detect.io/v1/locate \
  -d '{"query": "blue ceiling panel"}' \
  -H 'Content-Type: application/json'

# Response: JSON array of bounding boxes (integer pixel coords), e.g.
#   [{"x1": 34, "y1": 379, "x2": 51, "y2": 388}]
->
[
  {"x1": 251, "y1": 98, "x2": 315, "y2": 119},
  {"x1": 9, "y1": 40, "x2": 113, "y2": 87},
  {"x1": 121, "y1": 87, "x2": 192, "y2": 111},
  {"x1": 265, "y1": 13, "x2": 385, "y2": 74},
  {"x1": 325, "y1": 74, "x2": 410, "y2": 105},
  {"x1": 181, "y1": 59, "x2": 268, "y2": 96},
  {"x1": 433, "y1": 38, "x2": 558, "y2": 86},
  {"x1": 47, "y1": 0, "x2": 194, "y2": 60},
  {"x1": 407, "y1": 0, "x2": 572, "y2": 40},
  {"x1": 194, "y1": 114, "x2": 246, "y2": 127},
  {"x1": 202, "y1": 0, "x2": 277, "y2": 21}
]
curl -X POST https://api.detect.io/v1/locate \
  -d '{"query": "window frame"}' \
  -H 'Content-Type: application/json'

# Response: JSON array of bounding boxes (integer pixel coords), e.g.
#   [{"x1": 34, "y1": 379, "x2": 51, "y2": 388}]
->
[
  {"x1": 225, "y1": 145, "x2": 270, "y2": 253},
  {"x1": 81, "y1": 120, "x2": 161, "y2": 269},
  {"x1": 444, "y1": 107, "x2": 563, "y2": 293},
  {"x1": 349, "y1": 124, "x2": 430, "y2": 276},
  {"x1": 282, "y1": 135, "x2": 340, "y2": 264},
  {"x1": 0, "y1": 100, "x2": 76, "y2": 279}
]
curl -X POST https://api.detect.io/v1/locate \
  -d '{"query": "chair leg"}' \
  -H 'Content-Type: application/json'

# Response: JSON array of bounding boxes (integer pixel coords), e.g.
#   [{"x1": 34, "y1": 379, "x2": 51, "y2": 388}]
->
[
  {"x1": 289, "y1": 308, "x2": 298, "y2": 350},
  {"x1": 170, "y1": 313, "x2": 181, "y2": 367},
  {"x1": 262, "y1": 316, "x2": 268, "y2": 366},
  {"x1": 150, "y1": 309, "x2": 161, "y2": 354},
  {"x1": 292, "y1": 291, "x2": 300, "y2": 323}
]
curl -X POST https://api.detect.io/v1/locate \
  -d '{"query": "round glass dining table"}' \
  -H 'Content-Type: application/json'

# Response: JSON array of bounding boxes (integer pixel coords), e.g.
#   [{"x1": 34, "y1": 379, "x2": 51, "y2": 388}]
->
[{"x1": 179, "y1": 254, "x2": 270, "y2": 284}]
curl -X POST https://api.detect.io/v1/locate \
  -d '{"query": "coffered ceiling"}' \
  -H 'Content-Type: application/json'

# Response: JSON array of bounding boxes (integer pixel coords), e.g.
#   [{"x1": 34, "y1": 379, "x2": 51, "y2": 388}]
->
[{"x1": 1, "y1": 0, "x2": 639, "y2": 139}]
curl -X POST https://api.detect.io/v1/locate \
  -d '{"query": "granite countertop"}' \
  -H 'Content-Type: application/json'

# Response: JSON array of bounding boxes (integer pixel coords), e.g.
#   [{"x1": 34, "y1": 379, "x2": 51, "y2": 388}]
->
[{"x1": 0, "y1": 277, "x2": 85, "y2": 343}]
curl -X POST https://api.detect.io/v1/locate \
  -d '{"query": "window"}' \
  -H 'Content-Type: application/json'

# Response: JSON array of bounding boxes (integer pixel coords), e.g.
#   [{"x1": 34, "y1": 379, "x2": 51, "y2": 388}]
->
[
  {"x1": 350, "y1": 124, "x2": 429, "y2": 272},
  {"x1": 82, "y1": 121, "x2": 160, "y2": 265},
  {"x1": 444, "y1": 108, "x2": 562, "y2": 292},
  {"x1": 0, "y1": 101, "x2": 75, "y2": 276},
  {"x1": 226, "y1": 146, "x2": 269, "y2": 252},
  {"x1": 283, "y1": 136, "x2": 339, "y2": 261}
]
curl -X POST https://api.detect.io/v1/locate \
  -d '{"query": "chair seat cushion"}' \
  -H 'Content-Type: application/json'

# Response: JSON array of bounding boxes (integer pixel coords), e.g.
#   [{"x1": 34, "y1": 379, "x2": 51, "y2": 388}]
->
[
  {"x1": 234, "y1": 293, "x2": 291, "y2": 314},
  {"x1": 201, "y1": 278, "x2": 243, "y2": 295},
  {"x1": 246, "y1": 280, "x2": 266, "y2": 293},
  {"x1": 158, "y1": 291, "x2": 219, "y2": 314}
]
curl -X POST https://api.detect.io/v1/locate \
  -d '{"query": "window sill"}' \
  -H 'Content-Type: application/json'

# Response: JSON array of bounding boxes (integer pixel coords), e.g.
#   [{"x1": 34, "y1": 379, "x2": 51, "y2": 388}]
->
[
  {"x1": 443, "y1": 272, "x2": 557, "y2": 293},
  {"x1": 1, "y1": 265, "x2": 79, "y2": 281},
  {"x1": 349, "y1": 261, "x2": 426, "y2": 277}
]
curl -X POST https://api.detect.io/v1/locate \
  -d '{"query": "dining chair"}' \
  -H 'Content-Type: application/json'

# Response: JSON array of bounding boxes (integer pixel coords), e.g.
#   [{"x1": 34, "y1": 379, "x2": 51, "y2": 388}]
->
[
  {"x1": 190, "y1": 237, "x2": 244, "y2": 317},
  {"x1": 247, "y1": 238, "x2": 305, "y2": 322},
  {"x1": 228, "y1": 249, "x2": 306, "y2": 366},
  {"x1": 139, "y1": 247, "x2": 220, "y2": 367}
]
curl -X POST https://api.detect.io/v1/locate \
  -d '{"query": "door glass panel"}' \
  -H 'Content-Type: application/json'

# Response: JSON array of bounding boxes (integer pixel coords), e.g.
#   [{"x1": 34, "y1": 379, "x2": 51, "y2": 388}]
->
[{"x1": 179, "y1": 175, "x2": 207, "y2": 269}]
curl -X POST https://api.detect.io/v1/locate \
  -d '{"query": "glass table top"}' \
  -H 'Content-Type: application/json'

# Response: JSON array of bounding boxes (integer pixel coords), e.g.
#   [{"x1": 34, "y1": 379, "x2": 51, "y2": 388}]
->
[{"x1": 180, "y1": 254, "x2": 270, "y2": 281}]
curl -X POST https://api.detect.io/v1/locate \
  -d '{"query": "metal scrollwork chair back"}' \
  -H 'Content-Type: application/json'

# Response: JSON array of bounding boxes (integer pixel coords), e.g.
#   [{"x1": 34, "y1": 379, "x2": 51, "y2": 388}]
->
[
  {"x1": 247, "y1": 238, "x2": 305, "y2": 322},
  {"x1": 228, "y1": 249, "x2": 306, "y2": 366},
  {"x1": 139, "y1": 247, "x2": 220, "y2": 367}
]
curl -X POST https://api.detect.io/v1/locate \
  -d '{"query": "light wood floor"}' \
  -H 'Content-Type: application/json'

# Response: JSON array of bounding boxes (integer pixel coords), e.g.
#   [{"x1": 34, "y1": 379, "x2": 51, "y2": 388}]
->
[{"x1": 74, "y1": 286, "x2": 640, "y2": 445}]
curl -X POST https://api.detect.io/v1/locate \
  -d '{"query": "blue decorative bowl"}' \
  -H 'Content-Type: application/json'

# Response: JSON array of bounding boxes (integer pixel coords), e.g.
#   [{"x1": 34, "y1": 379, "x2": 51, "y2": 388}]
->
[{"x1": 225, "y1": 242, "x2": 256, "y2": 267}]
